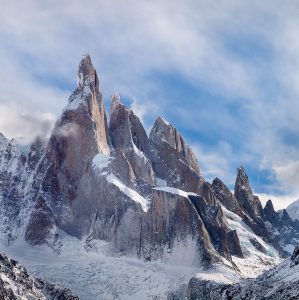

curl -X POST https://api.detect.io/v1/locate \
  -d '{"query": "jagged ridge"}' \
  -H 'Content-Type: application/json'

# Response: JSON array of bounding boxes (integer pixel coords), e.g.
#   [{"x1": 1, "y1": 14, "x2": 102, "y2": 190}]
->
[{"x1": 0, "y1": 55, "x2": 297, "y2": 283}]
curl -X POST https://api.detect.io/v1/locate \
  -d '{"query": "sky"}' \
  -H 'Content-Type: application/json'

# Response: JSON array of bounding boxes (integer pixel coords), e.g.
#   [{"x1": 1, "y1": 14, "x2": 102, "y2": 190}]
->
[{"x1": 1, "y1": 1, "x2": 299, "y2": 210}]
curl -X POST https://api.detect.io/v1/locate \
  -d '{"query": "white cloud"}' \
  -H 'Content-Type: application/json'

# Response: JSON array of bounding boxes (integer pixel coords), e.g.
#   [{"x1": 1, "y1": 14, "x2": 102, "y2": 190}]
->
[
  {"x1": 130, "y1": 97, "x2": 158, "y2": 134},
  {"x1": 53, "y1": 123, "x2": 81, "y2": 139},
  {"x1": 272, "y1": 161, "x2": 299, "y2": 191},
  {"x1": 255, "y1": 192, "x2": 298, "y2": 211},
  {"x1": 0, "y1": 104, "x2": 56, "y2": 145},
  {"x1": 190, "y1": 141, "x2": 237, "y2": 185},
  {"x1": 1, "y1": 0, "x2": 299, "y2": 199}
]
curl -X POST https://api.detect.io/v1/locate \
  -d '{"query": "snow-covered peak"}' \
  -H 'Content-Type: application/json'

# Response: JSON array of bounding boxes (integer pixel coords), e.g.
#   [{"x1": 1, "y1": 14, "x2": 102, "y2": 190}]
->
[
  {"x1": 109, "y1": 92, "x2": 123, "y2": 123},
  {"x1": 81, "y1": 53, "x2": 90, "y2": 59},
  {"x1": 76, "y1": 54, "x2": 99, "y2": 92},
  {"x1": 157, "y1": 115, "x2": 170, "y2": 126},
  {"x1": 108, "y1": 92, "x2": 127, "y2": 123},
  {"x1": 150, "y1": 116, "x2": 171, "y2": 135},
  {"x1": 111, "y1": 92, "x2": 120, "y2": 103},
  {"x1": 237, "y1": 165, "x2": 245, "y2": 174},
  {"x1": 235, "y1": 165, "x2": 252, "y2": 194},
  {"x1": 286, "y1": 199, "x2": 299, "y2": 221}
]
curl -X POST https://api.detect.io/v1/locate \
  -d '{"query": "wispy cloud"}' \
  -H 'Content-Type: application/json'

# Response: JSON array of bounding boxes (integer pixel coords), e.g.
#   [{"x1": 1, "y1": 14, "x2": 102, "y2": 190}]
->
[
  {"x1": 0, "y1": 104, "x2": 56, "y2": 145},
  {"x1": 1, "y1": 1, "x2": 299, "y2": 206},
  {"x1": 190, "y1": 141, "x2": 237, "y2": 186}
]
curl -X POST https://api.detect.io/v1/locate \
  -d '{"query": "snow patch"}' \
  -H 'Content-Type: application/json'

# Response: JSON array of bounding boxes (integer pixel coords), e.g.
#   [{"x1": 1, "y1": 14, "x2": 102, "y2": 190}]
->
[
  {"x1": 156, "y1": 178, "x2": 168, "y2": 187},
  {"x1": 92, "y1": 154, "x2": 113, "y2": 172},
  {"x1": 153, "y1": 186, "x2": 198, "y2": 198},
  {"x1": 159, "y1": 116, "x2": 170, "y2": 125},
  {"x1": 132, "y1": 144, "x2": 145, "y2": 159},
  {"x1": 106, "y1": 173, "x2": 148, "y2": 211},
  {"x1": 64, "y1": 92, "x2": 83, "y2": 113},
  {"x1": 284, "y1": 244, "x2": 295, "y2": 254}
]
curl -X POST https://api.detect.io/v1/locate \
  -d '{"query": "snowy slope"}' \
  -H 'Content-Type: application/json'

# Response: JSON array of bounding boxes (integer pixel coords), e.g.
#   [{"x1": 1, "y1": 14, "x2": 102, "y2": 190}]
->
[
  {"x1": 0, "y1": 250, "x2": 78, "y2": 300},
  {"x1": 175, "y1": 245, "x2": 299, "y2": 299},
  {"x1": 0, "y1": 232, "x2": 242, "y2": 300},
  {"x1": 286, "y1": 199, "x2": 299, "y2": 221},
  {"x1": 219, "y1": 203, "x2": 282, "y2": 278}
]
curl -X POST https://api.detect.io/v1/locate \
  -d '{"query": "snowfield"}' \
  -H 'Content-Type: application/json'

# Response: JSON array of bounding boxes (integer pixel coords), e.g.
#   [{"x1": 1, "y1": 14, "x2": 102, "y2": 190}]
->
[{"x1": 0, "y1": 232, "x2": 242, "y2": 300}]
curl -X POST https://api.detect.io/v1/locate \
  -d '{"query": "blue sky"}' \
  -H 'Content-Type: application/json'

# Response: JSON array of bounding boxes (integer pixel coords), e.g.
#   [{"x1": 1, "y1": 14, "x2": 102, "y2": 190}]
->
[{"x1": 1, "y1": 1, "x2": 299, "y2": 209}]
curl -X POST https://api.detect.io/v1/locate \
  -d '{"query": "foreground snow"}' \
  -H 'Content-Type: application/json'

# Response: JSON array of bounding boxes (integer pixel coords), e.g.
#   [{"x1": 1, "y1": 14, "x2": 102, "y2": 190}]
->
[{"x1": 0, "y1": 232, "x2": 242, "y2": 300}]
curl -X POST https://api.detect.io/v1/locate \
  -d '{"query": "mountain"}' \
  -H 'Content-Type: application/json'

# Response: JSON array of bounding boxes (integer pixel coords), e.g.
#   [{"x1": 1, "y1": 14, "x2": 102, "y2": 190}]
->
[
  {"x1": 213, "y1": 166, "x2": 299, "y2": 257},
  {"x1": 0, "y1": 250, "x2": 78, "y2": 299},
  {"x1": 174, "y1": 245, "x2": 299, "y2": 299},
  {"x1": 1, "y1": 55, "x2": 299, "y2": 298},
  {"x1": 286, "y1": 199, "x2": 299, "y2": 221}
]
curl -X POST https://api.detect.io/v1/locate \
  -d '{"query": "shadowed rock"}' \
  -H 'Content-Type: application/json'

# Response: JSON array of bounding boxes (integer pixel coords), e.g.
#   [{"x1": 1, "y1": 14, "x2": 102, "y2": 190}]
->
[
  {"x1": 212, "y1": 177, "x2": 243, "y2": 217},
  {"x1": 141, "y1": 189, "x2": 221, "y2": 268},
  {"x1": 234, "y1": 166, "x2": 264, "y2": 219},
  {"x1": 109, "y1": 93, "x2": 155, "y2": 195},
  {"x1": 147, "y1": 116, "x2": 215, "y2": 204},
  {"x1": 149, "y1": 116, "x2": 201, "y2": 175}
]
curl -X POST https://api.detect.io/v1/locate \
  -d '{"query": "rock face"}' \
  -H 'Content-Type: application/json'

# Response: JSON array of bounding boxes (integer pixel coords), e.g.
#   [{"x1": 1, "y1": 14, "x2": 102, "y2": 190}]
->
[
  {"x1": 263, "y1": 200, "x2": 299, "y2": 255},
  {"x1": 212, "y1": 177, "x2": 243, "y2": 217},
  {"x1": 0, "y1": 133, "x2": 27, "y2": 246},
  {"x1": 233, "y1": 167, "x2": 299, "y2": 256},
  {"x1": 0, "y1": 251, "x2": 78, "y2": 299},
  {"x1": 76, "y1": 54, "x2": 111, "y2": 155},
  {"x1": 141, "y1": 188, "x2": 221, "y2": 267},
  {"x1": 25, "y1": 197, "x2": 59, "y2": 249},
  {"x1": 234, "y1": 166, "x2": 264, "y2": 219},
  {"x1": 147, "y1": 116, "x2": 218, "y2": 206},
  {"x1": 188, "y1": 194, "x2": 243, "y2": 260},
  {"x1": 108, "y1": 92, "x2": 155, "y2": 197},
  {"x1": 149, "y1": 116, "x2": 201, "y2": 176}
]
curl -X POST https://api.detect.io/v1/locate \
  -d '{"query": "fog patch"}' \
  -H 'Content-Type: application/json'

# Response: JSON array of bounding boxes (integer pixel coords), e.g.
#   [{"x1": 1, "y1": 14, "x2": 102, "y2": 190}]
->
[
  {"x1": 53, "y1": 122, "x2": 81, "y2": 139},
  {"x1": 0, "y1": 104, "x2": 55, "y2": 145}
]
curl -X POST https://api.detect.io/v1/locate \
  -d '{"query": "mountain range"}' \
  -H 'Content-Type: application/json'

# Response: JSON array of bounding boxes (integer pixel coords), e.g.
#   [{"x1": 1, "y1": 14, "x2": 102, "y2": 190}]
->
[{"x1": 1, "y1": 55, "x2": 299, "y2": 299}]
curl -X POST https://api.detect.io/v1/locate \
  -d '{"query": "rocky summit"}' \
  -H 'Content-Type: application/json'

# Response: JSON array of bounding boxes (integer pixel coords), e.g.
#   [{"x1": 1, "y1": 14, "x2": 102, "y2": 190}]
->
[
  {"x1": 1, "y1": 55, "x2": 299, "y2": 299},
  {"x1": 0, "y1": 251, "x2": 78, "y2": 300}
]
